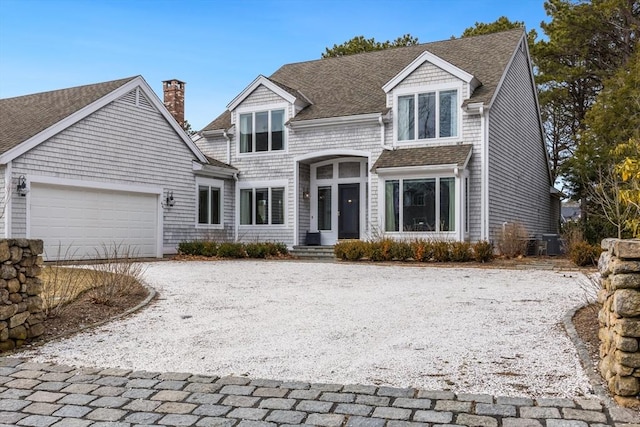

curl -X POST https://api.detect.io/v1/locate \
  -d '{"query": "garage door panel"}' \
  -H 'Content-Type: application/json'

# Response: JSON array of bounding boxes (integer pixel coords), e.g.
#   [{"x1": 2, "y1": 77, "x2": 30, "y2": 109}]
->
[{"x1": 29, "y1": 183, "x2": 159, "y2": 260}]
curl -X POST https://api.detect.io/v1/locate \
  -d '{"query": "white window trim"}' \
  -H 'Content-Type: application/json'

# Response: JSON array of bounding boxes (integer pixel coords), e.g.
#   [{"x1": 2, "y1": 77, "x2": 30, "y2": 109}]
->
[
  {"x1": 378, "y1": 172, "x2": 462, "y2": 239},
  {"x1": 238, "y1": 179, "x2": 288, "y2": 228},
  {"x1": 195, "y1": 177, "x2": 224, "y2": 229},
  {"x1": 236, "y1": 102, "x2": 289, "y2": 156},
  {"x1": 392, "y1": 82, "x2": 463, "y2": 146}
]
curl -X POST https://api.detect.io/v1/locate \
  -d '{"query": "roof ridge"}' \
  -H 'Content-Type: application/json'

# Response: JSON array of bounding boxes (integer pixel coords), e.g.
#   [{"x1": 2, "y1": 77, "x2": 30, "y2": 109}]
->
[
  {"x1": 0, "y1": 76, "x2": 139, "y2": 101},
  {"x1": 273, "y1": 28, "x2": 525, "y2": 69}
]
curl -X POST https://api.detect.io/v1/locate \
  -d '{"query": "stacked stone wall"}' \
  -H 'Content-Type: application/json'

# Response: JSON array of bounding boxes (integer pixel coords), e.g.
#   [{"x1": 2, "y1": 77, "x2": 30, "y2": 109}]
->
[
  {"x1": 598, "y1": 238, "x2": 640, "y2": 402},
  {"x1": 0, "y1": 239, "x2": 44, "y2": 351}
]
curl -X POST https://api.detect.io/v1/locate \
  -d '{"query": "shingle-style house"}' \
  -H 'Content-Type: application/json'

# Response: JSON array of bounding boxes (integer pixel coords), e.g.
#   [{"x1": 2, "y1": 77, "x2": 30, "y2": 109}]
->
[
  {"x1": 198, "y1": 29, "x2": 559, "y2": 246},
  {"x1": 0, "y1": 76, "x2": 236, "y2": 259}
]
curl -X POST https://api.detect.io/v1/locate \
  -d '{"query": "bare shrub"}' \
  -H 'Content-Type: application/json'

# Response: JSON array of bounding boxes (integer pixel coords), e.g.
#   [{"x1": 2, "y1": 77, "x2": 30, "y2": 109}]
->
[
  {"x1": 88, "y1": 244, "x2": 146, "y2": 306},
  {"x1": 41, "y1": 244, "x2": 91, "y2": 318},
  {"x1": 496, "y1": 222, "x2": 529, "y2": 258}
]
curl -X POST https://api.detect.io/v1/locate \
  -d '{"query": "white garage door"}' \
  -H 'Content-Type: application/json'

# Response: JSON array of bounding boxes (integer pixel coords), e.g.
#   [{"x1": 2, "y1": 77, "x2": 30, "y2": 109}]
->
[{"x1": 29, "y1": 183, "x2": 160, "y2": 260}]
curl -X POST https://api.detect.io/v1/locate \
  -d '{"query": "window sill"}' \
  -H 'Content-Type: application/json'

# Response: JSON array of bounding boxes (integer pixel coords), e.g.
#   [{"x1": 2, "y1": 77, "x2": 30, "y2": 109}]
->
[{"x1": 196, "y1": 224, "x2": 224, "y2": 230}]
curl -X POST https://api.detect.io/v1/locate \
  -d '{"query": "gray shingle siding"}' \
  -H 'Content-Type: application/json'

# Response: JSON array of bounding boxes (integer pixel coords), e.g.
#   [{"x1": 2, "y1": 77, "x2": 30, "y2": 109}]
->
[
  {"x1": 488, "y1": 46, "x2": 552, "y2": 240},
  {"x1": 9, "y1": 89, "x2": 214, "y2": 252}
]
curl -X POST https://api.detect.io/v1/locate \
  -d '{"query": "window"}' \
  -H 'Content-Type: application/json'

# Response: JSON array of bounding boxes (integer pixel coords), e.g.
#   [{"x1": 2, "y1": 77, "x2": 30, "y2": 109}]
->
[
  {"x1": 197, "y1": 179, "x2": 223, "y2": 226},
  {"x1": 384, "y1": 177, "x2": 455, "y2": 232},
  {"x1": 239, "y1": 109, "x2": 285, "y2": 153},
  {"x1": 317, "y1": 186, "x2": 332, "y2": 230},
  {"x1": 397, "y1": 89, "x2": 458, "y2": 141},
  {"x1": 240, "y1": 187, "x2": 285, "y2": 225}
]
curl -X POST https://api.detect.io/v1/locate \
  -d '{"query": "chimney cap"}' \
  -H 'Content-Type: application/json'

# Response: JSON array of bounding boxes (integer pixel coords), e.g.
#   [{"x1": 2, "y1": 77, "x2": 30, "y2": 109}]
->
[{"x1": 163, "y1": 79, "x2": 186, "y2": 84}]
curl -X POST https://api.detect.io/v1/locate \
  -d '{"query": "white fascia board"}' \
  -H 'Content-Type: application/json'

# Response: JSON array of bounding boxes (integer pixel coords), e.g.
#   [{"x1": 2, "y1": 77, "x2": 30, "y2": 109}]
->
[
  {"x1": 288, "y1": 113, "x2": 381, "y2": 130},
  {"x1": 463, "y1": 102, "x2": 487, "y2": 114},
  {"x1": 227, "y1": 75, "x2": 297, "y2": 111},
  {"x1": 192, "y1": 161, "x2": 236, "y2": 178},
  {"x1": 375, "y1": 164, "x2": 460, "y2": 175},
  {"x1": 382, "y1": 51, "x2": 477, "y2": 93},
  {"x1": 28, "y1": 174, "x2": 164, "y2": 194},
  {"x1": 201, "y1": 129, "x2": 226, "y2": 138}
]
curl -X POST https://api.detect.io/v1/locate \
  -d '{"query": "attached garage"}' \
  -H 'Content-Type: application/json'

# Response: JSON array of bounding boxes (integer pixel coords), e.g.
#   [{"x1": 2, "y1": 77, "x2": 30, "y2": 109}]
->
[{"x1": 28, "y1": 180, "x2": 162, "y2": 260}]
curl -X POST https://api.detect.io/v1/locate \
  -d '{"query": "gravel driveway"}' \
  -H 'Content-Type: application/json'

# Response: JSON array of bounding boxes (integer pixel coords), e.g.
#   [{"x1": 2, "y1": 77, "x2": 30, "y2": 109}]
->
[{"x1": 20, "y1": 260, "x2": 593, "y2": 398}]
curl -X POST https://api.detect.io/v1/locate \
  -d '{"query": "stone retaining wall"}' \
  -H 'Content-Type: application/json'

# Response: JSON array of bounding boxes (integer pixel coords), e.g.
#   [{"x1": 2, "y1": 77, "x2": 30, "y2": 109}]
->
[
  {"x1": 0, "y1": 239, "x2": 45, "y2": 351},
  {"x1": 598, "y1": 238, "x2": 640, "y2": 403}
]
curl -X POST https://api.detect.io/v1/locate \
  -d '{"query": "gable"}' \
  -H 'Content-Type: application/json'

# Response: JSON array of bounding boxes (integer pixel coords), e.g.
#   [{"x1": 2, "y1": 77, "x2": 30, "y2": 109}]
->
[
  {"x1": 0, "y1": 76, "x2": 207, "y2": 164},
  {"x1": 382, "y1": 50, "x2": 479, "y2": 95},
  {"x1": 236, "y1": 84, "x2": 289, "y2": 109},
  {"x1": 0, "y1": 77, "x2": 137, "y2": 155}
]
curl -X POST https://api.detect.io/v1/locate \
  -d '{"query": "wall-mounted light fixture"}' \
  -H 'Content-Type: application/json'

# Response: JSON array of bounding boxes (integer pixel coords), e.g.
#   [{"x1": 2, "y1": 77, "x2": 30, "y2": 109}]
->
[
  {"x1": 162, "y1": 190, "x2": 175, "y2": 208},
  {"x1": 17, "y1": 175, "x2": 27, "y2": 197},
  {"x1": 302, "y1": 188, "x2": 310, "y2": 199}
]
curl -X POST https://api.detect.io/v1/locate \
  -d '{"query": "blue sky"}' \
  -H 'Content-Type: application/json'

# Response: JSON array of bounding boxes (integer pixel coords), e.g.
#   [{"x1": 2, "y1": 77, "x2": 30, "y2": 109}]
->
[{"x1": 0, "y1": 0, "x2": 548, "y2": 130}]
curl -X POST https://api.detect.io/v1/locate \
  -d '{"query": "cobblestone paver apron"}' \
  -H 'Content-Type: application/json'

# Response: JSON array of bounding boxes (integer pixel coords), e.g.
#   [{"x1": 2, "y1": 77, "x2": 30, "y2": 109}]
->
[{"x1": 1, "y1": 357, "x2": 638, "y2": 427}]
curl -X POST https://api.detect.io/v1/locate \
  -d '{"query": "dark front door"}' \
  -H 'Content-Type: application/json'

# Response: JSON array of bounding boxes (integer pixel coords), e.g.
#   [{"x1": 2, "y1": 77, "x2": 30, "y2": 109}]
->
[{"x1": 338, "y1": 183, "x2": 360, "y2": 239}]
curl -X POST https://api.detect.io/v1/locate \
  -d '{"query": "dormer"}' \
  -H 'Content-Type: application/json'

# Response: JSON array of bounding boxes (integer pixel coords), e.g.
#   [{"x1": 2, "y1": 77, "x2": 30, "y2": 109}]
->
[
  {"x1": 226, "y1": 75, "x2": 311, "y2": 155},
  {"x1": 382, "y1": 51, "x2": 481, "y2": 146}
]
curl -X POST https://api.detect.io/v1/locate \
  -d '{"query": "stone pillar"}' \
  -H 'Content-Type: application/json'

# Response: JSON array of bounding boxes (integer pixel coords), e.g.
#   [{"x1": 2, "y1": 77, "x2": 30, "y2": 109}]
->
[
  {"x1": 0, "y1": 239, "x2": 45, "y2": 352},
  {"x1": 598, "y1": 238, "x2": 640, "y2": 403}
]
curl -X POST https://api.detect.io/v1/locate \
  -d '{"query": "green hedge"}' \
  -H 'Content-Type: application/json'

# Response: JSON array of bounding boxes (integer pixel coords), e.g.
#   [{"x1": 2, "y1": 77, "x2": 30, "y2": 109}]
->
[
  {"x1": 334, "y1": 238, "x2": 494, "y2": 263},
  {"x1": 177, "y1": 240, "x2": 288, "y2": 259}
]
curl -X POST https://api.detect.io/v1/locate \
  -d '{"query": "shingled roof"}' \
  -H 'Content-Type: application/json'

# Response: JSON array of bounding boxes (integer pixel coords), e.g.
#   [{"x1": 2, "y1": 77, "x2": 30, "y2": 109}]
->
[
  {"x1": 202, "y1": 29, "x2": 524, "y2": 132},
  {"x1": 372, "y1": 145, "x2": 473, "y2": 171},
  {"x1": 0, "y1": 77, "x2": 137, "y2": 154}
]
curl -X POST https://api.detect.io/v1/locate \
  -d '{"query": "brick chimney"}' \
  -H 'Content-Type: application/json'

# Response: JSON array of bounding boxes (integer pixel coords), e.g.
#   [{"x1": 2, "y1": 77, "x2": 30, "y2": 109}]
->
[{"x1": 162, "y1": 79, "x2": 185, "y2": 128}]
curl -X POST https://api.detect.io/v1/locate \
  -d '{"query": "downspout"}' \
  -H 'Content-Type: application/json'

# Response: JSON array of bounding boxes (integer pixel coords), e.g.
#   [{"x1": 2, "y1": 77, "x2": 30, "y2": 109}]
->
[
  {"x1": 4, "y1": 162, "x2": 12, "y2": 238},
  {"x1": 223, "y1": 131, "x2": 231, "y2": 165},
  {"x1": 233, "y1": 172, "x2": 239, "y2": 242},
  {"x1": 480, "y1": 106, "x2": 489, "y2": 241}
]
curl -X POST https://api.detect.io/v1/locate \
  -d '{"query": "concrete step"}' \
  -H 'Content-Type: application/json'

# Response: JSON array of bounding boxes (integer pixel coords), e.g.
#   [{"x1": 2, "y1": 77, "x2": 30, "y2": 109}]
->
[{"x1": 291, "y1": 245, "x2": 336, "y2": 259}]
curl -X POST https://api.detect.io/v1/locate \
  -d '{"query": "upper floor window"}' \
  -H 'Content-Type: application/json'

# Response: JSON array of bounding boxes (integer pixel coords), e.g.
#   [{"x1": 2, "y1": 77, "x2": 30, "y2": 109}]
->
[
  {"x1": 239, "y1": 109, "x2": 285, "y2": 153},
  {"x1": 397, "y1": 89, "x2": 458, "y2": 141}
]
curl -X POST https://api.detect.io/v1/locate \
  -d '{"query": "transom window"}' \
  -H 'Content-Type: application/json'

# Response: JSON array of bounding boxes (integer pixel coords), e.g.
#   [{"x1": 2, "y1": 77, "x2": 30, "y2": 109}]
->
[
  {"x1": 240, "y1": 187, "x2": 285, "y2": 225},
  {"x1": 384, "y1": 177, "x2": 455, "y2": 232},
  {"x1": 196, "y1": 178, "x2": 223, "y2": 226},
  {"x1": 397, "y1": 89, "x2": 458, "y2": 141},
  {"x1": 239, "y1": 109, "x2": 285, "y2": 153}
]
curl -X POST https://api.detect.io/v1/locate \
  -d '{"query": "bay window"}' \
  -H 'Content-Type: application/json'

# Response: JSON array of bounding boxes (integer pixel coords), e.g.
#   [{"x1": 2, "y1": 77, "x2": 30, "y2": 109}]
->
[
  {"x1": 384, "y1": 177, "x2": 455, "y2": 232},
  {"x1": 240, "y1": 187, "x2": 285, "y2": 225},
  {"x1": 239, "y1": 109, "x2": 285, "y2": 153},
  {"x1": 397, "y1": 89, "x2": 458, "y2": 141}
]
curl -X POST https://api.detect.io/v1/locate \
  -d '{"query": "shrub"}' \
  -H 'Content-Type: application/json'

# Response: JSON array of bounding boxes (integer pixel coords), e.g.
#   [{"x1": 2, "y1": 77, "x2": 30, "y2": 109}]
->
[
  {"x1": 472, "y1": 240, "x2": 494, "y2": 263},
  {"x1": 245, "y1": 243, "x2": 267, "y2": 258},
  {"x1": 272, "y1": 242, "x2": 289, "y2": 255},
  {"x1": 89, "y1": 243, "x2": 146, "y2": 306},
  {"x1": 570, "y1": 241, "x2": 602, "y2": 267},
  {"x1": 450, "y1": 241, "x2": 472, "y2": 262},
  {"x1": 390, "y1": 240, "x2": 413, "y2": 261},
  {"x1": 411, "y1": 239, "x2": 433, "y2": 262},
  {"x1": 496, "y1": 222, "x2": 529, "y2": 257},
  {"x1": 217, "y1": 242, "x2": 246, "y2": 258},
  {"x1": 178, "y1": 240, "x2": 205, "y2": 255},
  {"x1": 432, "y1": 240, "x2": 451, "y2": 262},
  {"x1": 201, "y1": 241, "x2": 218, "y2": 257},
  {"x1": 368, "y1": 238, "x2": 394, "y2": 261},
  {"x1": 334, "y1": 240, "x2": 366, "y2": 261}
]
